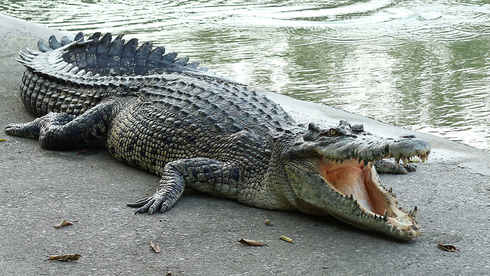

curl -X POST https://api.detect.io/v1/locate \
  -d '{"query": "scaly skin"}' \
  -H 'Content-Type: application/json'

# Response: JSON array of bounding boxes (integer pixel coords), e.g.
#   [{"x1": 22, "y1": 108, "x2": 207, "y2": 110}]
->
[{"x1": 5, "y1": 33, "x2": 430, "y2": 239}]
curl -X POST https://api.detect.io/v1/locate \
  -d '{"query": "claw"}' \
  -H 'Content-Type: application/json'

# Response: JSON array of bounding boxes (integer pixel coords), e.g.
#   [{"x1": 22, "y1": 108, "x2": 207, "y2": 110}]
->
[
  {"x1": 128, "y1": 196, "x2": 156, "y2": 215},
  {"x1": 148, "y1": 207, "x2": 155, "y2": 215},
  {"x1": 127, "y1": 197, "x2": 150, "y2": 208},
  {"x1": 134, "y1": 208, "x2": 144, "y2": 214}
]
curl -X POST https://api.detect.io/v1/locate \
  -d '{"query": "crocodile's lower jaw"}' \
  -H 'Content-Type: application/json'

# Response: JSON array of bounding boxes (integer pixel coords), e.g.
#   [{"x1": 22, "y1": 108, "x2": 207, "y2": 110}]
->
[{"x1": 320, "y1": 158, "x2": 420, "y2": 238}]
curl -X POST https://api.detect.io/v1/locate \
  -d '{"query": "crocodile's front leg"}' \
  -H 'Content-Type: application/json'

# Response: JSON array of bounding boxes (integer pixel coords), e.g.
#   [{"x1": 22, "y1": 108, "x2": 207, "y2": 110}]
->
[
  {"x1": 374, "y1": 159, "x2": 417, "y2": 174},
  {"x1": 5, "y1": 100, "x2": 116, "y2": 150},
  {"x1": 128, "y1": 158, "x2": 240, "y2": 214}
]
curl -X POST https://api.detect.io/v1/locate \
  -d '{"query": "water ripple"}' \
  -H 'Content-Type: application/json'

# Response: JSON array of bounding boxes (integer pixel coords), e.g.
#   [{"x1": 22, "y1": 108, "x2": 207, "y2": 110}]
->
[{"x1": 0, "y1": 0, "x2": 489, "y2": 151}]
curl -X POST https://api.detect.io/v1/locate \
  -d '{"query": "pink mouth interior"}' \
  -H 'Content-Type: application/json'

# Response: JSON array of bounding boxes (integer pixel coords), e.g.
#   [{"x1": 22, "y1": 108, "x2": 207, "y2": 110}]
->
[{"x1": 320, "y1": 158, "x2": 388, "y2": 216}]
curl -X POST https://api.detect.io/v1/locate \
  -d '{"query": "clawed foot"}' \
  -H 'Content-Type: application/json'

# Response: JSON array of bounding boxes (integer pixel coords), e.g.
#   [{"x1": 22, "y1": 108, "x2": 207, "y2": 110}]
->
[
  {"x1": 374, "y1": 159, "x2": 417, "y2": 174},
  {"x1": 127, "y1": 191, "x2": 180, "y2": 215},
  {"x1": 404, "y1": 163, "x2": 417, "y2": 172},
  {"x1": 128, "y1": 161, "x2": 187, "y2": 215},
  {"x1": 5, "y1": 120, "x2": 41, "y2": 139},
  {"x1": 5, "y1": 113, "x2": 76, "y2": 141},
  {"x1": 127, "y1": 196, "x2": 168, "y2": 215}
]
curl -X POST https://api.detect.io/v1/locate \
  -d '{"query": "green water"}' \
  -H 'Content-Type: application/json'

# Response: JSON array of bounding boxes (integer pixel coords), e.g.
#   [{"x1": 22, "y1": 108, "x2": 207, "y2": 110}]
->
[{"x1": 1, "y1": 0, "x2": 489, "y2": 151}]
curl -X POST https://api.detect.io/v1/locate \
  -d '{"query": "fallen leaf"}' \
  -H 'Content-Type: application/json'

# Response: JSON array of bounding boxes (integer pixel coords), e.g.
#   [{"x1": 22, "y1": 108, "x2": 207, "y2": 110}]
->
[
  {"x1": 279, "y1": 235, "x2": 293, "y2": 243},
  {"x1": 237, "y1": 239, "x2": 267, "y2": 246},
  {"x1": 53, "y1": 220, "x2": 73, "y2": 229},
  {"x1": 76, "y1": 149, "x2": 86, "y2": 155},
  {"x1": 264, "y1": 219, "x2": 271, "y2": 226},
  {"x1": 0, "y1": 138, "x2": 6, "y2": 142},
  {"x1": 46, "y1": 254, "x2": 82, "y2": 261},
  {"x1": 149, "y1": 240, "x2": 161, "y2": 253},
  {"x1": 438, "y1": 243, "x2": 460, "y2": 252}
]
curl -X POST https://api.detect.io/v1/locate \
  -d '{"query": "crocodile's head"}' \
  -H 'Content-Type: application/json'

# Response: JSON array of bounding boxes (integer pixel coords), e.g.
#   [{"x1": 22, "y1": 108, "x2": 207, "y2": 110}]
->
[{"x1": 281, "y1": 120, "x2": 430, "y2": 239}]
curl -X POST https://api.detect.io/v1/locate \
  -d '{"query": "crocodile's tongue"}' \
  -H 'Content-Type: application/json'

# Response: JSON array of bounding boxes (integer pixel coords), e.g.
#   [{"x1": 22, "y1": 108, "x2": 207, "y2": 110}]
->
[{"x1": 320, "y1": 158, "x2": 381, "y2": 215}]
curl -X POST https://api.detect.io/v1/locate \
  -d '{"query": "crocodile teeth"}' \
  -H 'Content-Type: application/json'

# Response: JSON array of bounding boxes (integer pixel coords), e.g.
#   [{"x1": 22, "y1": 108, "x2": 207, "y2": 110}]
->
[
  {"x1": 395, "y1": 158, "x2": 400, "y2": 167},
  {"x1": 383, "y1": 209, "x2": 388, "y2": 222},
  {"x1": 363, "y1": 161, "x2": 369, "y2": 171},
  {"x1": 411, "y1": 206, "x2": 418, "y2": 217}
]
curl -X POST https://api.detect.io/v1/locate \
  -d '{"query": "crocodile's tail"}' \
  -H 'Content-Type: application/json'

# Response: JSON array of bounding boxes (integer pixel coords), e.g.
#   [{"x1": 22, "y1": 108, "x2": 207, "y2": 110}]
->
[{"x1": 16, "y1": 32, "x2": 214, "y2": 117}]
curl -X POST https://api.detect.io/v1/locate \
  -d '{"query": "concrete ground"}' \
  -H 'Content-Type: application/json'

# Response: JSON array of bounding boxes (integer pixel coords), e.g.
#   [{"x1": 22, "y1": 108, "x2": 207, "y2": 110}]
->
[{"x1": 0, "y1": 14, "x2": 489, "y2": 275}]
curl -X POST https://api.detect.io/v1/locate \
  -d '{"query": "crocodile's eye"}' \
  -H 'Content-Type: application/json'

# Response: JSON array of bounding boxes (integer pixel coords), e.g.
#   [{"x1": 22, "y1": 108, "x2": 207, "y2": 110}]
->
[{"x1": 329, "y1": 129, "x2": 337, "y2": 136}]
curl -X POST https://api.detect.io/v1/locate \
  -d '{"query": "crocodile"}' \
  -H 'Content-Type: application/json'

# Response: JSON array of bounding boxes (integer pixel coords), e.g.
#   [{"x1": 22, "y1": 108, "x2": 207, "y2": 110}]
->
[{"x1": 5, "y1": 32, "x2": 430, "y2": 239}]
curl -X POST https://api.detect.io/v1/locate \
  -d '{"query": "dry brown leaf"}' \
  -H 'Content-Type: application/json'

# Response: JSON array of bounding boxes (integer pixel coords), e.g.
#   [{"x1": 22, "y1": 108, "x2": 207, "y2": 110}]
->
[
  {"x1": 149, "y1": 240, "x2": 161, "y2": 253},
  {"x1": 279, "y1": 235, "x2": 293, "y2": 243},
  {"x1": 46, "y1": 254, "x2": 82, "y2": 261},
  {"x1": 53, "y1": 220, "x2": 73, "y2": 229},
  {"x1": 237, "y1": 239, "x2": 267, "y2": 246},
  {"x1": 76, "y1": 149, "x2": 86, "y2": 155},
  {"x1": 438, "y1": 243, "x2": 460, "y2": 252}
]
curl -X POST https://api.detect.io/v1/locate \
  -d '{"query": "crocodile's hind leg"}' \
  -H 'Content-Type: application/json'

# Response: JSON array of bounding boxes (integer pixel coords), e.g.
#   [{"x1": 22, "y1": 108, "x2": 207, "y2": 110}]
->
[
  {"x1": 128, "y1": 158, "x2": 240, "y2": 215},
  {"x1": 5, "y1": 100, "x2": 116, "y2": 150}
]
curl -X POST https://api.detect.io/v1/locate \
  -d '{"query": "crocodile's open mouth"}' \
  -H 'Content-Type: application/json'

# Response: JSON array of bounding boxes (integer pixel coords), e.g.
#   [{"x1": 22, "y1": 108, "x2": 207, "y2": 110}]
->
[
  {"x1": 286, "y1": 122, "x2": 429, "y2": 238},
  {"x1": 320, "y1": 158, "x2": 386, "y2": 216},
  {"x1": 317, "y1": 156, "x2": 420, "y2": 238}
]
